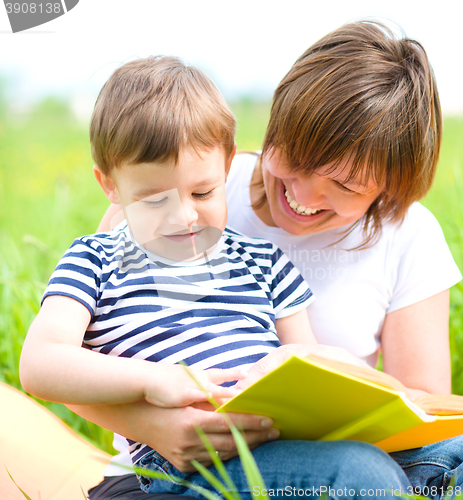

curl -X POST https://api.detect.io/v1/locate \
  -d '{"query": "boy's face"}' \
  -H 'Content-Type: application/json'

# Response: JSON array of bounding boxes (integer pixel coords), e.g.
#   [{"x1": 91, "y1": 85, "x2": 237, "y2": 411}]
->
[{"x1": 103, "y1": 146, "x2": 234, "y2": 262}]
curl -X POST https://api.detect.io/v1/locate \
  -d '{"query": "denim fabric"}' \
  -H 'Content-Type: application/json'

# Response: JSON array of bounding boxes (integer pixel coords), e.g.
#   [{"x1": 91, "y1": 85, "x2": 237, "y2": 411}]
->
[
  {"x1": 390, "y1": 437, "x2": 463, "y2": 499},
  {"x1": 87, "y1": 473, "x2": 197, "y2": 500},
  {"x1": 138, "y1": 440, "x2": 411, "y2": 499}
]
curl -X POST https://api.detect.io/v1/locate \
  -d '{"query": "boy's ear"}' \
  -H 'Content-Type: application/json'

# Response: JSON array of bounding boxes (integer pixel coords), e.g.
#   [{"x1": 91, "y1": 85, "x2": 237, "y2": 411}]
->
[
  {"x1": 93, "y1": 165, "x2": 120, "y2": 204},
  {"x1": 225, "y1": 143, "x2": 237, "y2": 180}
]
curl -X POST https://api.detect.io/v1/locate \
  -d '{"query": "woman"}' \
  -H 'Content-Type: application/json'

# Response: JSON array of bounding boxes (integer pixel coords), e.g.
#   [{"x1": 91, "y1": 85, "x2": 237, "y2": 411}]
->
[{"x1": 82, "y1": 20, "x2": 462, "y2": 499}]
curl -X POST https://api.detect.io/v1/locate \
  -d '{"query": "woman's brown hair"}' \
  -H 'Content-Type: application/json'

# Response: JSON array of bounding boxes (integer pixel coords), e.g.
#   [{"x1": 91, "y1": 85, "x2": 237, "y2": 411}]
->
[{"x1": 259, "y1": 20, "x2": 442, "y2": 247}]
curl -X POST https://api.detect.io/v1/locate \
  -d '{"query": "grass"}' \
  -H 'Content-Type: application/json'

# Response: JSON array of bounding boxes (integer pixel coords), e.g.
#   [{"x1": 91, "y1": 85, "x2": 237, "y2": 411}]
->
[
  {"x1": 423, "y1": 117, "x2": 463, "y2": 395},
  {"x1": 0, "y1": 92, "x2": 463, "y2": 455}
]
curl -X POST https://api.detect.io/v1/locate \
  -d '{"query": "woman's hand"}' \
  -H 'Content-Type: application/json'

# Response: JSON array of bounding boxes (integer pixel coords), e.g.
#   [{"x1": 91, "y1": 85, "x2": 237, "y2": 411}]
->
[
  {"x1": 67, "y1": 400, "x2": 279, "y2": 472},
  {"x1": 145, "y1": 402, "x2": 279, "y2": 471}
]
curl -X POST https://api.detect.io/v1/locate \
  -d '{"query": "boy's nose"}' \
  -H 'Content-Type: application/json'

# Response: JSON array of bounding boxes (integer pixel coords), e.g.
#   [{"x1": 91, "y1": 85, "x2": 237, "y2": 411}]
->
[{"x1": 165, "y1": 200, "x2": 198, "y2": 228}]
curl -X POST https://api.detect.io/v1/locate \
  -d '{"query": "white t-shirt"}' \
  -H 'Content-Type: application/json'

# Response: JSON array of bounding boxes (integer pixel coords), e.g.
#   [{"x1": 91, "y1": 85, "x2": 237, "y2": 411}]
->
[{"x1": 105, "y1": 152, "x2": 462, "y2": 475}]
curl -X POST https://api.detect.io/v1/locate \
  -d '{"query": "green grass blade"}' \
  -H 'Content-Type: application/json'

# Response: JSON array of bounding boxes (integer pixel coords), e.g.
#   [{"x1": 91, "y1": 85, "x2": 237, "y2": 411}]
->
[
  {"x1": 229, "y1": 424, "x2": 266, "y2": 495},
  {"x1": 211, "y1": 406, "x2": 266, "y2": 494},
  {"x1": 5, "y1": 468, "x2": 34, "y2": 500},
  {"x1": 133, "y1": 465, "x2": 223, "y2": 500},
  {"x1": 180, "y1": 362, "x2": 266, "y2": 496},
  {"x1": 195, "y1": 426, "x2": 239, "y2": 498},
  {"x1": 191, "y1": 459, "x2": 239, "y2": 500},
  {"x1": 386, "y1": 488, "x2": 432, "y2": 500},
  {"x1": 442, "y1": 472, "x2": 459, "y2": 500}
]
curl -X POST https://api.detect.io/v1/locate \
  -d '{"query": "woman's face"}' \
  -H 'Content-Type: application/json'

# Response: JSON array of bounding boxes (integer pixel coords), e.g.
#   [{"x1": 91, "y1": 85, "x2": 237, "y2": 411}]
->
[{"x1": 261, "y1": 148, "x2": 382, "y2": 235}]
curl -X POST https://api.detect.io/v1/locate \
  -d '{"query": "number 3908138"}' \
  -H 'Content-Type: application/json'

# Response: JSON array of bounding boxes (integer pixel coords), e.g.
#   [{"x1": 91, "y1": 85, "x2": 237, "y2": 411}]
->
[{"x1": 5, "y1": 3, "x2": 62, "y2": 14}]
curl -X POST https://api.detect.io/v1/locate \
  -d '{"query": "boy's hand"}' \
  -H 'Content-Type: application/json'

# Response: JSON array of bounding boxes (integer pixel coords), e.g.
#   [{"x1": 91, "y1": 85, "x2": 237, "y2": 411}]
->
[
  {"x1": 144, "y1": 365, "x2": 245, "y2": 407},
  {"x1": 235, "y1": 344, "x2": 369, "y2": 391},
  {"x1": 235, "y1": 344, "x2": 316, "y2": 391},
  {"x1": 309, "y1": 344, "x2": 370, "y2": 368}
]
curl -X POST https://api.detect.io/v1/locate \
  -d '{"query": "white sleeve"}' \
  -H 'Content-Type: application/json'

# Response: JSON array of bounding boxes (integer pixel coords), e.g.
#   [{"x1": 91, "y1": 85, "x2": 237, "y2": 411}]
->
[{"x1": 388, "y1": 203, "x2": 462, "y2": 313}]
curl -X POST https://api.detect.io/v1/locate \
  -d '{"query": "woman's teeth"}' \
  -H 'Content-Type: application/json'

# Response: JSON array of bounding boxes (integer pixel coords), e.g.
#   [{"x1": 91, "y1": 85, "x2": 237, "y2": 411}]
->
[{"x1": 285, "y1": 191, "x2": 323, "y2": 216}]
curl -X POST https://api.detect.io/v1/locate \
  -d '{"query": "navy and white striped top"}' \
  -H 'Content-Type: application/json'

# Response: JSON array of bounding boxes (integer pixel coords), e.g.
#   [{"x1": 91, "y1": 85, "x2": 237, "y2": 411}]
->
[{"x1": 43, "y1": 224, "x2": 314, "y2": 463}]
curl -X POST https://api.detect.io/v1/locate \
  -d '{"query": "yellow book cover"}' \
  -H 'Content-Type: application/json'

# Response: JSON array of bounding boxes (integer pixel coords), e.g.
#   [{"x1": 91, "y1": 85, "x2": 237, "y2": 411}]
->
[{"x1": 218, "y1": 355, "x2": 463, "y2": 452}]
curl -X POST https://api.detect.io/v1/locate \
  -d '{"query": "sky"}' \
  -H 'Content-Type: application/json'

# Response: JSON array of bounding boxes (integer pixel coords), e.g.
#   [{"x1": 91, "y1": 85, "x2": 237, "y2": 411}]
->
[{"x1": 0, "y1": 0, "x2": 462, "y2": 119}]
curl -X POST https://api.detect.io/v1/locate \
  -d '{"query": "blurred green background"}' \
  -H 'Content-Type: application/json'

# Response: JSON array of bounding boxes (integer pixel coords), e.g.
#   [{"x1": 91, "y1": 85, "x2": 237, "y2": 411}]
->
[{"x1": 1, "y1": 82, "x2": 462, "y2": 454}]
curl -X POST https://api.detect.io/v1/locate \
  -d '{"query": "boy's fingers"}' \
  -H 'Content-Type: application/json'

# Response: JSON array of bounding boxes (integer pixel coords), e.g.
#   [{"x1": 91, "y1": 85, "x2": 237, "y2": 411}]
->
[
  {"x1": 205, "y1": 368, "x2": 247, "y2": 383},
  {"x1": 207, "y1": 385, "x2": 240, "y2": 400}
]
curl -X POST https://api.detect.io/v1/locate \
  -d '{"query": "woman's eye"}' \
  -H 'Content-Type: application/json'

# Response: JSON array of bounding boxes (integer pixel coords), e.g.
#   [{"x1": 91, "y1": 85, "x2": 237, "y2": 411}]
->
[
  {"x1": 143, "y1": 197, "x2": 168, "y2": 208},
  {"x1": 193, "y1": 190, "x2": 213, "y2": 200},
  {"x1": 334, "y1": 181, "x2": 357, "y2": 194}
]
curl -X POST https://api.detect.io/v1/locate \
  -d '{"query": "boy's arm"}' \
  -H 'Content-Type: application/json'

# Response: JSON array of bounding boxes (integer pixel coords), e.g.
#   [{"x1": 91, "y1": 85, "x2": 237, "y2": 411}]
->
[
  {"x1": 20, "y1": 295, "x2": 242, "y2": 406},
  {"x1": 234, "y1": 309, "x2": 317, "y2": 391},
  {"x1": 236, "y1": 308, "x2": 370, "y2": 391},
  {"x1": 275, "y1": 308, "x2": 317, "y2": 345}
]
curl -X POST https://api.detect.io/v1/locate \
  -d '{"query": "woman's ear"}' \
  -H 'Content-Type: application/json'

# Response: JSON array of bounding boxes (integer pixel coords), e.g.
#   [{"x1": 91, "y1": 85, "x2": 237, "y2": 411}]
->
[
  {"x1": 93, "y1": 166, "x2": 120, "y2": 204},
  {"x1": 225, "y1": 143, "x2": 237, "y2": 180}
]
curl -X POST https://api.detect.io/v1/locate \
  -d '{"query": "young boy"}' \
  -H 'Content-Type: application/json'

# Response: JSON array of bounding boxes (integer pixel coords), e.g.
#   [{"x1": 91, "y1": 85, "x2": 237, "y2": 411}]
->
[{"x1": 19, "y1": 56, "x2": 317, "y2": 491}]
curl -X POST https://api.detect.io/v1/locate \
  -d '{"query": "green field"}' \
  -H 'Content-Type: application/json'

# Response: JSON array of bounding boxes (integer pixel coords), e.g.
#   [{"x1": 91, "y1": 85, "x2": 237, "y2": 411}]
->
[{"x1": 1, "y1": 95, "x2": 462, "y2": 454}]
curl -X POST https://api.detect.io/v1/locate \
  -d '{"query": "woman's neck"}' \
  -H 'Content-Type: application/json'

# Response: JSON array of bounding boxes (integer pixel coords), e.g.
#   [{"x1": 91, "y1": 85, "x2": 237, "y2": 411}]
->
[{"x1": 249, "y1": 155, "x2": 278, "y2": 227}]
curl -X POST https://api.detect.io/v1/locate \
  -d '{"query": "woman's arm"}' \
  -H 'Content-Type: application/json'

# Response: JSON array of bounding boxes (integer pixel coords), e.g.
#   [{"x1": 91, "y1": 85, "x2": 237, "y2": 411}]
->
[
  {"x1": 67, "y1": 401, "x2": 279, "y2": 472},
  {"x1": 381, "y1": 289, "x2": 451, "y2": 395},
  {"x1": 97, "y1": 203, "x2": 123, "y2": 232}
]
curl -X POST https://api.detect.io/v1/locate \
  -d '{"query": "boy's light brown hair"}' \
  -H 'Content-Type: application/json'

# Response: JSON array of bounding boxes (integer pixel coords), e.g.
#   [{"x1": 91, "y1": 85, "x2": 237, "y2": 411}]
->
[
  {"x1": 90, "y1": 56, "x2": 236, "y2": 175},
  {"x1": 260, "y1": 20, "x2": 442, "y2": 247}
]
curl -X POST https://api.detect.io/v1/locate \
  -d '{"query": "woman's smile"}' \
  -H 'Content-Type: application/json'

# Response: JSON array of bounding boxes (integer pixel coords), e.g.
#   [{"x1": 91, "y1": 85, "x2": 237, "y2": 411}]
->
[{"x1": 280, "y1": 181, "x2": 329, "y2": 221}]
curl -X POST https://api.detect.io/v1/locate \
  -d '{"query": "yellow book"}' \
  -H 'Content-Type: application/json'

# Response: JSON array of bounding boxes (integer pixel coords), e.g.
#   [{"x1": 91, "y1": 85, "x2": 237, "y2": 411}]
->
[{"x1": 218, "y1": 355, "x2": 463, "y2": 453}]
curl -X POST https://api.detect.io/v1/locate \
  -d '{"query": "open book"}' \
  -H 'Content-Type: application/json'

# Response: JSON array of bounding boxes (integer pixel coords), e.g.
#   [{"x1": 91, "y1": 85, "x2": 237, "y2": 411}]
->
[{"x1": 218, "y1": 355, "x2": 463, "y2": 453}]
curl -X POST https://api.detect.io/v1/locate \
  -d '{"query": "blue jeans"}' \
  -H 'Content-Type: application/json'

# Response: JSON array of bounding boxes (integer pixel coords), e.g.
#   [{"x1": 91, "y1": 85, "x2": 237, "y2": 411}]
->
[
  {"x1": 390, "y1": 436, "x2": 463, "y2": 499},
  {"x1": 137, "y1": 440, "x2": 411, "y2": 499}
]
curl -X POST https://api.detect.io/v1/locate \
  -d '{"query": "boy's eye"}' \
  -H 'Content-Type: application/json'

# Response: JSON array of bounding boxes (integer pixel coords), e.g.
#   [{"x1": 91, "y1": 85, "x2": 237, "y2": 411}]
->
[
  {"x1": 143, "y1": 197, "x2": 168, "y2": 208},
  {"x1": 193, "y1": 190, "x2": 213, "y2": 200}
]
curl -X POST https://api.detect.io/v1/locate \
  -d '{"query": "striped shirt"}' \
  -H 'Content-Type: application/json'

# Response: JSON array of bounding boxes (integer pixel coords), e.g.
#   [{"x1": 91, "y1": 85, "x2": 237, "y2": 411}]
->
[{"x1": 44, "y1": 224, "x2": 314, "y2": 463}]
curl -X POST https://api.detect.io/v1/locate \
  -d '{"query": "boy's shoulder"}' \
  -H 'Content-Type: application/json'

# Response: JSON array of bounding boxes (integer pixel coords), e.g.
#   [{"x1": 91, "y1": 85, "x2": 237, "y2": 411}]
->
[
  {"x1": 76, "y1": 223, "x2": 127, "y2": 244},
  {"x1": 223, "y1": 226, "x2": 280, "y2": 255},
  {"x1": 68, "y1": 224, "x2": 132, "y2": 260}
]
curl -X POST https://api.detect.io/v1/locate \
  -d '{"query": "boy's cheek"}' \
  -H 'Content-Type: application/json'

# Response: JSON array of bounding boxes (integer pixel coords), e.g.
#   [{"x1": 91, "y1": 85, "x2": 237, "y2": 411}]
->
[
  {"x1": 125, "y1": 207, "x2": 162, "y2": 245},
  {"x1": 195, "y1": 226, "x2": 223, "y2": 253}
]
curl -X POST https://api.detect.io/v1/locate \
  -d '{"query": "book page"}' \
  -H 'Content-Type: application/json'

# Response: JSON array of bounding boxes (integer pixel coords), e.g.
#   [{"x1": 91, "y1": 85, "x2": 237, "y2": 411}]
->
[
  {"x1": 307, "y1": 355, "x2": 463, "y2": 416},
  {"x1": 413, "y1": 394, "x2": 463, "y2": 415},
  {"x1": 305, "y1": 355, "x2": 410, "y2": 395}
]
